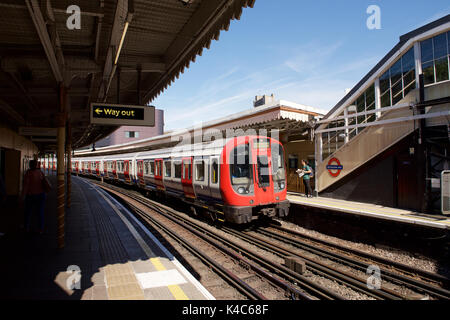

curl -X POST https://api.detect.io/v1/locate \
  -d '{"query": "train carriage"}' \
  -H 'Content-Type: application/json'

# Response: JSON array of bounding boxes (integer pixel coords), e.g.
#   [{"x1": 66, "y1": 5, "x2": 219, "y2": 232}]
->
[{"x1": 73, "y1": 135, "x2": 289, "y2": 224}]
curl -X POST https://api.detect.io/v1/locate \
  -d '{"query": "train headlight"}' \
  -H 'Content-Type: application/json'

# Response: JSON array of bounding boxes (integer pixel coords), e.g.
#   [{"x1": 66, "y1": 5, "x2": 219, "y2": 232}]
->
[
  {"x1": 237, "y1": 187, "x2": 246, "y2": 194},
  {"x1": 279, "y1": 182, "x2": 285, "y2": 190}
]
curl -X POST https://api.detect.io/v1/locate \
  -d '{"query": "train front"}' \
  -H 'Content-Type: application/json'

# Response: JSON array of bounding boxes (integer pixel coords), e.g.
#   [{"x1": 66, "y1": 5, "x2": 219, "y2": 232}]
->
[{"x1": 220, "y1": 136, "x2": 290, "y2": 224}]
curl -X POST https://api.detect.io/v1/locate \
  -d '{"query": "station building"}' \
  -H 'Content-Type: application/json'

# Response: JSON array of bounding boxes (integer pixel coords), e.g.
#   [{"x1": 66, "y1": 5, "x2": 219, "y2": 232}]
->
[
  {"x1": 75, "y1": 94, "x2": 326, "y2": 193},
  {"x1": 313, "y1": 15, "x2": 450, "y2": 215}
]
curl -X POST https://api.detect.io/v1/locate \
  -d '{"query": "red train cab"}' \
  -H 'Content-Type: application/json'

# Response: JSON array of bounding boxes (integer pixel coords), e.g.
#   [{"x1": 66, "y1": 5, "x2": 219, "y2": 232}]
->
[{"x1": 220, "y1": 136, "x2": 289, "y2": 223}]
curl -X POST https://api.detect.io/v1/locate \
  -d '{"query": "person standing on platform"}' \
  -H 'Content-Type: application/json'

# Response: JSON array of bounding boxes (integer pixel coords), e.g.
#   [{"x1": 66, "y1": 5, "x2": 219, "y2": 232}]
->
[
  {"x1": 300, "y1": 159, "x2": 313, "y2": 198},
  {"x1": 21, "y1": 160, "x2": 51, "y2": 234}
]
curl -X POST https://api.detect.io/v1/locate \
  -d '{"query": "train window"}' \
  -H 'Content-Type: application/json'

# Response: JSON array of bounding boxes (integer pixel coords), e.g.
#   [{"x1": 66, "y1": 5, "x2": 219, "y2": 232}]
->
[
  {"x1": 230, "y1": 144, "x2": 252, "y2": 185},
  {"x1": 271, "y1": 144, "x2": 285, "y2": 182},
  {"x1": 149, "y1": 161, "x2": 155, "y2": 175},
  {"x1": 195, "y1": 161, "x2": 205, "y2": 181},
  {"x1": 257, "y1": 156, "x2": 270, "y2": 187},
  {"x1": 211, "y1": 159, "x2": 219, "y2": 184},
  {"x1": 144, "y1": 161, "x2": 149, "y2": 175},
  {"x1": 164, "y1": 160, "x2": 171, "y2": 177},
  {"x1": 174, "y1": 162, "x2": 182, "y2": 178}
]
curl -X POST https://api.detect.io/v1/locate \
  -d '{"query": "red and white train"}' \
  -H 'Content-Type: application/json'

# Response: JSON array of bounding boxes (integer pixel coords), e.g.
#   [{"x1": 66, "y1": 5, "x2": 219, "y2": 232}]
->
[{"x1": 72, "y1": 135, "x2": 289, "y2": 224}]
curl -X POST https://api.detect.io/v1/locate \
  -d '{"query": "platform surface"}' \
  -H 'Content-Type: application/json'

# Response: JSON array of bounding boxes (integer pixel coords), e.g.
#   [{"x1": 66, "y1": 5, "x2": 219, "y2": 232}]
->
[
  {"x1": 287, "y1": 192, "x2": 450, "y2": 230},
  {"x1": 0, "y1": 172, "x2": 213, "y2": 300}
]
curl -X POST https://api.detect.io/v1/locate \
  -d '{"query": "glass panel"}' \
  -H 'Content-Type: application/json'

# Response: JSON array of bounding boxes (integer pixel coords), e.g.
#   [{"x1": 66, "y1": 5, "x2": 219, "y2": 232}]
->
[
  {"x1": 402, "y1": 48, "x2": 415, "y2": 73},
  {"x1": 421, "y1": 38, "x2": 433, "y2": 62},
  {"x1": 164, "y1": 161, "x2": 171, "y2": 177},
  {"x1": 403, "y1": 69, "x2": 416, "y2": 90},
  {"x1": 349, "y1": 128, "x2": 357, "y2": 140},
  {"x1": 356, "y1": 95, "x2": 365, "y2": 113},
  {"x1": 448, "y1": 31, "x2": 450, "y2": 56},
  {"x1": 381, "y1": 90, "x2": 391, "y2": 107},
  {"x1": 230, "y1": 144, "x2": 252, "y2": 185},
  {"x1": 390, "y1": 59, "x2": 402, "y2": 85},
  {"x1": 448, "y1": 31, "x2": 450, "y2": 57},
  {"x1": 357, "y1": 115, "x2": 366, "y2": 125},
  {"x1": 433, "y1": 33, "x2": 447, "y2": 59},
  {"x1": 257, "y1": 156, "x2": 270, "y2": 187},
  {"x1": 211, "y1": 161, "x2": 218, "y2": 184},
  {"x1": 195, "y1": 161, "x2": 205, "y2": 181},
  {"x1": 174, "y1": 162, "x2": 182, "y2": 178},
  {"x1": 422, "y1": 61, "x2": 435, "y2": 85},
  {"x1": 403, "y1": 79, "x2": 416, "y2": 97},
  {"x1": 380, "y1": 70, "x2": 390, "y2": 93},
  {"x1": 365, "y1": 84, "x2": 375, "y2": 109},
  {"x1": 435, "y1": 57, "x2": 449, "y2": 82},
  {"x1": 392, "y1": 80, "x2": 403, "y2": 104},
  {"x1": 271, "y1": 144, "x2": 285, "y2": 181},
  {"x1": 149, "y1": 161, "x2": 154, "y2": 175},
  {"x1": 367, "y1": 114, "x2": 376, "y2": 123}
]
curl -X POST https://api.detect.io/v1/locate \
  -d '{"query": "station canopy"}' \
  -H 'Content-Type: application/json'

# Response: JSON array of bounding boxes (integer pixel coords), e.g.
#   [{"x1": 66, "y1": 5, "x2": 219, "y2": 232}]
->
[{"x1": 0, "y1": 0, "x2": 255, "y2": 150}]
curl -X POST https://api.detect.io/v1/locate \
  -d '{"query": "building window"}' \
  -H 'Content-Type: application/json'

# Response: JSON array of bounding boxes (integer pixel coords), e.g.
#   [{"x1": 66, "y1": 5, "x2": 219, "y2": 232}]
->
[
  {"x1": 380, "y1": 47, "x2": 416, "y2": 108},
  {"x1": 421, "y1": 31, "x2": 450, "y2": 85},
  {"x1": 125, "y1": 131, "x2": 140, "y2": 138}
]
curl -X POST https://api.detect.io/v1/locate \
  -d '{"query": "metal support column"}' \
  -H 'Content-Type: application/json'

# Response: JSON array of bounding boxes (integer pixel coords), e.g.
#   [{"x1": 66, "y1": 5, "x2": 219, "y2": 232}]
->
[
  {"x1": 66, "y1": 121, "x2": 72, "y2": 208},
  {"x1": 57, "y1": 84, "x2": 67, "y2": 249}
]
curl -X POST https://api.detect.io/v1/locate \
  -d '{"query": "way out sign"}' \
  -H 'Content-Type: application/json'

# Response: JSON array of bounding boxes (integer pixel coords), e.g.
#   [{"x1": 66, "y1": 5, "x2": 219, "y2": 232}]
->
[{"x1": 90, "y1": 103, "x2": 155, "y2": 126}]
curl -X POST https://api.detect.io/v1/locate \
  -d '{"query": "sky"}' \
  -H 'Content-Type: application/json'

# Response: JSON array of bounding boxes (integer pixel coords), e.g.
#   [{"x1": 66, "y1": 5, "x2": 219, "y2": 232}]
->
[{"x1": 152, "y1": 0, "x2": 450, "y2": 131}]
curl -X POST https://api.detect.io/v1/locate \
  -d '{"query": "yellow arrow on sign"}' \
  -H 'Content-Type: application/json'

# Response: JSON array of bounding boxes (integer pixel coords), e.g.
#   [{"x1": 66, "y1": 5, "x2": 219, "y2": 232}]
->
[{"x1": 95, "y1": 108, "x2": 103, "y2": 115}]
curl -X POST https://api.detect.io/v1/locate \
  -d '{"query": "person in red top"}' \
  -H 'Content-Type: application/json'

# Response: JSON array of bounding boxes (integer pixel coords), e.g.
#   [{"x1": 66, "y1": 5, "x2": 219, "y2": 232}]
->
[{"x1": 22, "y1": 160, "x2": 51, "y2": 234}]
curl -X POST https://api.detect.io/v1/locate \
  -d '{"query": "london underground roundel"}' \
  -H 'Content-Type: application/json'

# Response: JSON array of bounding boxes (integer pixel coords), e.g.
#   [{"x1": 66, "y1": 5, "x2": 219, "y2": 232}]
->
[{"x1": 326, "y1": 157, "x2": 343, "y2": 177}]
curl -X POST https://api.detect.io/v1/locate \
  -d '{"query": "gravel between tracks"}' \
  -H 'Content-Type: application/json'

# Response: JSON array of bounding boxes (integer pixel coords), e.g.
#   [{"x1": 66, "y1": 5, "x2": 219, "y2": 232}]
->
[{"x1": 275, "y1": 219, "x2": 441, "y2": 275}]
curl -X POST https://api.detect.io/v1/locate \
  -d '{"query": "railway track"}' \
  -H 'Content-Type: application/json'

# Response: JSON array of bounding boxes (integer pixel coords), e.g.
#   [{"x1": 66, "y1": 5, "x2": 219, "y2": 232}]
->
[
  {"x1": 256, "y1": 223, "x2": 450, "y2": 299},
  {"x1": 87, "y1": 178, "x2": 450, "y2": 300},
  {"x1": 93, "y1": 181, "x2": 341, "y2": 300}
]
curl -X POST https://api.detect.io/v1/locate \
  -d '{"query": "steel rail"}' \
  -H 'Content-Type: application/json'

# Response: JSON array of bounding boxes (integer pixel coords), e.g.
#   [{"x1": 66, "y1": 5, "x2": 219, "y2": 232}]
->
[
  {"x1": 94, "y1": 181, "x2": 341, "y2": 300},
  {"x1": 96, "y1": 182, "x2": 317, "y2": 300},
  {"x1": 259, "y1": 226, "x2": 450, "y2": 300},
  {"x1": 222, "y1": 226, "x2": 401, "y2": 300},
  {"x1": 269, "y1": 223, "x2": 450, "y2": 287}
]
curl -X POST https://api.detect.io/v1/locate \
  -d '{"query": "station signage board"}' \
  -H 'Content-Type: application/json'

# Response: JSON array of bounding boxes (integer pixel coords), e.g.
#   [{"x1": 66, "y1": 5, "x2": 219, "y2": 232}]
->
[
  {"x1": 326, "y1": 157, "x2": 343, "y2": 177},
  {"x1": 442, "y1": 170, "x2": 450, "y2": 215},
  {"x1": 90, "y1": 103, "x2": 155, "y2": 126}
]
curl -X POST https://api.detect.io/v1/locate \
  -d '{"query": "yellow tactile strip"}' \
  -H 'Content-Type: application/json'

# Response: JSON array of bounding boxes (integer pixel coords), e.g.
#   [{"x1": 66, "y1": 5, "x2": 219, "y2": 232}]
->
[
  {"x1": 149, "y1": 257, "x2": 189, "y2": 300},
  {"x1": 104, "y1": 263, "x2": 145, "y2": 300}
]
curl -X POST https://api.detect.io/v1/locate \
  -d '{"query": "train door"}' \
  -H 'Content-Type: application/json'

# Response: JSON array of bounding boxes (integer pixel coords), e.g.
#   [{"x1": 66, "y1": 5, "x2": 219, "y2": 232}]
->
[
  {"x1": 155, "y1": 159, "x2": 164, "y2": 190},
  {"x1": 252, "y1": 138, "x2": 274, "y2": 205},
  {"x1": 112, "y1": 161, "x2": 117, "y2": 179},
  {"x1": 103, "y1": 161, "x2": 108, "y2": 178},
  {"x1": 209, "y1": 157, "x2": 221, "y2": 200},
  {"x1": 95, "y1": 161, "x2": 100, "y2": 176},
  {"x1": 137, "y1": 160, "x2": 145, "y2": 186},
  {"x1": 124, "y1": 160, "x2": 130, "y2": 183},
  {"x1": 193, "y1": 157, "x2": 209, "y2": 199},
  {"x1": 181, "y1": 157, "x2": 195, "y2": 198}
]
